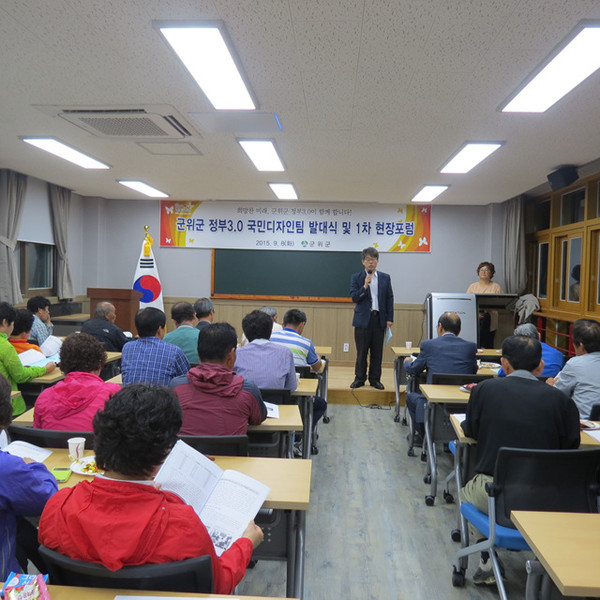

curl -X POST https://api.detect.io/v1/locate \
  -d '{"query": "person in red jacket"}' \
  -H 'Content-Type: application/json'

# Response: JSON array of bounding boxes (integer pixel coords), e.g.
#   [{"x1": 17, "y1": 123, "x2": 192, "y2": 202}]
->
[{"x1": 39, "y1": 384, "x2": 263, "y2": 594}]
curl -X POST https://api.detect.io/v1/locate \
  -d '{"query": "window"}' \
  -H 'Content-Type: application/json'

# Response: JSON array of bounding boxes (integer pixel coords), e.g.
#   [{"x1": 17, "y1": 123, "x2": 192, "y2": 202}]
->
[
  {"x1": 534, "y1": 200, "x2": 551, "y2": 231},
  {"x1": 560, "y1": 188, "x2": 585, "y2": 225},
  {"x1": 559, "y1": 236, "x2": 581, "y2": 302},
  {"x1": 537, "y1": 241, "x2": 549, "y2": 299},
  {"x1": 16, "y1": 242, "x2": 56, "y2": 296}
]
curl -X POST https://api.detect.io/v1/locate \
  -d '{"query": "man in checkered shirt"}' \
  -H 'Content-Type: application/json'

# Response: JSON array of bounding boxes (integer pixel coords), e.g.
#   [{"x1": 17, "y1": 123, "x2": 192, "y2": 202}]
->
[{"x1": 121, "y1": 307, "x2": 190, "y2": 386}]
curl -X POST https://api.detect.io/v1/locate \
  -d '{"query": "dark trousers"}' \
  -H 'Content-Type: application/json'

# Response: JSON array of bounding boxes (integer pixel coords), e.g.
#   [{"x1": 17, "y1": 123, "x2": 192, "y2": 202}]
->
[
  {"x1": 478, "y1": 312, "x2": 496, "y2": 348},
  {"x1": 354, "y1": 312, "x2": 385, "y2": 383}
]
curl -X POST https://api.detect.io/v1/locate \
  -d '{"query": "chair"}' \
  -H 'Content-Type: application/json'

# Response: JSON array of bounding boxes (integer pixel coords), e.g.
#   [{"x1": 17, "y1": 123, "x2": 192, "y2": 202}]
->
[
  {"x1": 589, "y1": 402, "x2": 600, "y2": 421},
  {"x1": 421, "y1": 373, "x2": 494, "y2": 506},
  {"x1": 259, "y1": 388, "x2": 293, "y2": 405},
  {"x1": 178, "y1": 434, "x2": 248, "y2": 456},
  {"x1": 39, "y1": 546, "x2": 213, "y2": 593},
  {"x1": 8, "y1": 425, "x2": 94, "y2": 448},
  {"x1": 452, "y1": 447, "x2": 600, "y2": 600}
]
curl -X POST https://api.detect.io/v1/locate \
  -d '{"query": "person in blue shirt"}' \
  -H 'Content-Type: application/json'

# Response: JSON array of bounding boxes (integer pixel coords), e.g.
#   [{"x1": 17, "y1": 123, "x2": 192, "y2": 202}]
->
[
  {"x1": 0, "y1": 373, "x2": 57, "y2": 578},
  {"x1": 497, "y1": 323, "x2": 565, "y2": 378}
]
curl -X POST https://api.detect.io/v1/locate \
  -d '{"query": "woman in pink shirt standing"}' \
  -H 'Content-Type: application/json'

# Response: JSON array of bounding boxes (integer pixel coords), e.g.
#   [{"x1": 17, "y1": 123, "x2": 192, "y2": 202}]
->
[{"x1": 34, "y1": 333, "x2": 121, "y2": 431}]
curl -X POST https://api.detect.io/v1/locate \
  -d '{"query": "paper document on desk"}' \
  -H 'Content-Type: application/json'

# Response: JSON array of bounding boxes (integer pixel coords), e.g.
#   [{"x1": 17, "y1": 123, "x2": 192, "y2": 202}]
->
[
  {"x1": 584, "y1": 430, "x2": 600, "y2": 443},
  {"x1": 264, "y1": 401, "x2": 280, "y2": 418},
  {"x1": 155, "y1": 440, "x2": 269, "y2": 556},
  {"x1": 18, "y1": 349, "x2": 47, "y2": 366},
  {"x1": 453, "y1": 413, "x2": 466, "y2": 421},
  {"x1": 40, "y1": 335, "x2": 62, "y2": 357},
  {"x1": 4, "y1": 441, "x2": 52, "y2": 462}
]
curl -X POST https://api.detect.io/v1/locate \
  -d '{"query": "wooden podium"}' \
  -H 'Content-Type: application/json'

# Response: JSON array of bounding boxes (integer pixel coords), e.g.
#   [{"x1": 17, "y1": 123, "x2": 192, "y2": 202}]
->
[{"x1": 86, "y1": 288, "x2": 142, "y2": 334}]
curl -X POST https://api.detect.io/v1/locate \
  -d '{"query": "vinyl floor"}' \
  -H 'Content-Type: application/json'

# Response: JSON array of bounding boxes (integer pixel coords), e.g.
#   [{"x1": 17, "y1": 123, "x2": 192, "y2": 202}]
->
[{"x1": 237, "y1": 403, "x2": 572, "y2": 600}]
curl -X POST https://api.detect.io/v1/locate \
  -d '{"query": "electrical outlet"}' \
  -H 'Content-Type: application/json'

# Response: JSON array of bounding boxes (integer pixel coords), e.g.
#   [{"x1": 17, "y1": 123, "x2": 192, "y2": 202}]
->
[{"x1": 343, "y1": 343, "x2": 349, "y2": 352}]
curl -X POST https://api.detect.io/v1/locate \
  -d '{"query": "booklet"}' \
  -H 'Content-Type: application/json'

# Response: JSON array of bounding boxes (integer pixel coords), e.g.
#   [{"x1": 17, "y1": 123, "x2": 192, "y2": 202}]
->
[
  {"x1": 40, "y1": 335, "x2": 62, "y2": 357},
  {"x1": 4, "y1": 441, "x2": 52, "y2": 463},
  {"x1": 154, "y1": 440, "x2": 270, "y2": 556}
]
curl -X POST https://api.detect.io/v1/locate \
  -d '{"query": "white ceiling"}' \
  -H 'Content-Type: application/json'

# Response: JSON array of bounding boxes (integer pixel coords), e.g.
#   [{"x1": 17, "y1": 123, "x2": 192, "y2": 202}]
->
[{"x1": 2, "y1": 0, "x2": 600, "y2": 206}]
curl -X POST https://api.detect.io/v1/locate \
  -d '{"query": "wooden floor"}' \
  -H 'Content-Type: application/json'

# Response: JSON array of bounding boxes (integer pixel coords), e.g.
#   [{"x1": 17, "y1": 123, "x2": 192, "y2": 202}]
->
[
  {"x1": 327, "y1": 365, "x2": 398, "y2": 406},
  {"x1": 237, "y1": 402, "x2": 573, "y2": 600}
]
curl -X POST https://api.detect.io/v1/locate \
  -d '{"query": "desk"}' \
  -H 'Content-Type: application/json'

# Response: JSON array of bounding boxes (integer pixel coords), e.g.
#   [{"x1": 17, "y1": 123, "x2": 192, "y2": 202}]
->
[
  {"x1": 44, "y1": 583, "x2": 298, "y2": 600},
  {"x1": 512, "y1": 511, "x2": 600, "y2": 598},
  {"x1": 29, "y1": 352, "x2": 121, "y2": 385},
  {"x1": 52, "y1": 313, "x2": 90, "y2": 322},
  {"x1": 314, "y1": 346, "x2": 332, "y2": 355},
  {"x1": 45, "y1": 450, "x2": 311, "y2": 598},
  {"x1": 292, "y1": 379, "x2": 318, "y2": 459},
  {"x1": 420, "y1": 384, "x2": 470, "y2": 404},
  {"x1": 52, "y1": 313, "x2": 90, "y2": 336}
]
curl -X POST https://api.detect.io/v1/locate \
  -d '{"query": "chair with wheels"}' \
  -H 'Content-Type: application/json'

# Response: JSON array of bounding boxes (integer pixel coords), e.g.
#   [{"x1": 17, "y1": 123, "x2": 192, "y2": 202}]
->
[
  {"x1": 452, "y1": 447, "x2": 600, "y2": 600},
  {"x1": 8, "y1": 425, "x2": 94, "y2": 448},
  {"x1": 421, "y1": 373, "x2": 494, "y2": 506},
  {"x1": 39, "y1": 546, "x2": 213, "y2": 593},
  {"x1": 178, "y1": 434, "x2": 248, "y2": 456}
]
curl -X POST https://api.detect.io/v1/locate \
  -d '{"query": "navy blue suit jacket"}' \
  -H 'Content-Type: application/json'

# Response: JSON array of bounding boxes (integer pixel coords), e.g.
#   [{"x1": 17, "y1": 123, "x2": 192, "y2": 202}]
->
[
  {"x1": 405, "y1": 334, "x2": 477, "y2": 383},
  {"x1": 350, "y1": 270, "x2": 394, "y2": 329}
]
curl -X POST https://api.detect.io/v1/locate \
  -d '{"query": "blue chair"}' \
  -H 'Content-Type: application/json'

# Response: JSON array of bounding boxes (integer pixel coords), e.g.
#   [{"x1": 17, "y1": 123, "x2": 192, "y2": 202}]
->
[{"x1": 452, "y1": 447, "x2": 600, "y2": 600}]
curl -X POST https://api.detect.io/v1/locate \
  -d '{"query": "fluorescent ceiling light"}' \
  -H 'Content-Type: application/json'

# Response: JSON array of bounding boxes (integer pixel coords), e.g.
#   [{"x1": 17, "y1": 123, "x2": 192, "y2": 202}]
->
[
  {"x1": 411, "y1": 185, "x2": 448, "y2": 203},
  {"x1": 118, "y1": 180, "x2": 169, "y2": 198},
  {"x1": 440, "y1": 143, "x2": 502, "y2": 174},
  {"x1": 238, "y1": 140, "x2": 285, "y2": 171},
  {"x1": 157, "y1": 22, "x2": 256, "y2": 110},
  {"x1": 269, "y1": 183, "x2": 298, "y2": 200},
  {"x1": 502, "y1": 25, "x2": 600, "y2": 113},
  {"x1": 21, "y1": 137, "x2": 109, "y2": 169}
]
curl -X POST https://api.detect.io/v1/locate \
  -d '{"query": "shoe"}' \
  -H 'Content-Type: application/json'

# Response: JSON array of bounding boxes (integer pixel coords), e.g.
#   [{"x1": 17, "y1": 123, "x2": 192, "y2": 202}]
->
[
  {"x1": 350, "y1": 380, "x2": 365, "y2": 389},
  {"x1": 411, "y1": 432, "x2": 423, "y2": 447},
  {"x1": 370, "y1": 381, "x2": 384, "y2": 390},
  {"x1": 473, "y1": 555, "x2": 505, "y2": 586},
  {"x1": 293, "y1": 441, "x2": 303, "y2": 457}
]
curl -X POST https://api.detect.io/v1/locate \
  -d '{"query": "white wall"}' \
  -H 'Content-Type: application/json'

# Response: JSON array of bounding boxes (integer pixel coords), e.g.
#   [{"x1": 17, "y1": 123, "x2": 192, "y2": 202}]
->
[{"x1": 68, "y1": 198, "x2": 506, "y2": 303}]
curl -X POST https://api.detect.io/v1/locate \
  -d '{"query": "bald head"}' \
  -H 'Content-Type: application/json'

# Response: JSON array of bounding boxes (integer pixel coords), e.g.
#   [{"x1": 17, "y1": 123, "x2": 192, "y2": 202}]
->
[
  {"x1": 438, "y1": 312, "x2": 461, "y2": 336},
  {"x1": 94, "y1": 302, "x2": 116, "y2": 323}
]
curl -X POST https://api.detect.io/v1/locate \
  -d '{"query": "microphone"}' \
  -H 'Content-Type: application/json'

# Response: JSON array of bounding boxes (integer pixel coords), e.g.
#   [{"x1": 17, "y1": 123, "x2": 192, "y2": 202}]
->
[{"x1": 367, "y1": 269, "x2": 373, "y2": 275}]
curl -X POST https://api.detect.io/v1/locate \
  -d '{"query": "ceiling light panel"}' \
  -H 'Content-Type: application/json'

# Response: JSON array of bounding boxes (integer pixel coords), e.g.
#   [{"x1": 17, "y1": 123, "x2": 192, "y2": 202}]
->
[
  {"x1": 411, "y1": 185, "x2": 448, "y2": 203},
  {"x1": 440, "y1": 143, "x2": 503, "y2": 174},
  {"x1": 269, "y1": 183, "x2": 298, "y2": 200},
  {"x1": 21, "y1": 137, "x2": 110, "y2": 169},
  {"x1": 238, "y1": 140, "x2": 285, "y2": 171},
  {"x1": 502, "y1": 24, "x2": 600, "y2": 113},
  {"x1": 118, "y1": 180, "x2": 168, "y2": 198},
  {"x1": 157, "y1": 22, "x2": 256, "y2": 110}
]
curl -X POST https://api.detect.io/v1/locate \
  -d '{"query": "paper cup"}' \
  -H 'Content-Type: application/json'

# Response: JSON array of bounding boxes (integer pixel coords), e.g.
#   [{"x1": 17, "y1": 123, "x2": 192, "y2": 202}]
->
[
  {"x1": 405, "y1": 341, "x2": 413, "y2": 349},
  {"x1": 68, "y1": 437, "x2": 86, "y2": 461}
]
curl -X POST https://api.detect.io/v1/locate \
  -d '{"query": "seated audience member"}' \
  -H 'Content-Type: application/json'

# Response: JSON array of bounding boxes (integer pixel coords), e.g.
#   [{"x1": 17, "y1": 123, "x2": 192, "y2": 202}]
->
[
  {"x1": 461, "y1": 335, "x2": 579, "y2": 586},
  {"x1": 497, "y1": 323, "x2": 564, "y2": 377},
  {"x1": 8, "y1": 309, "x2": 42, "y2": 354},
  {"x1": 403, "y1": 312, "x2": 477, "y2": 442},
  {"x1": 171, "y1": 323, "x2": 266, "y2": 435},
  {"x1": 547, "y1": 318, "x2": 600, "y2": 418},
  {"x1": 0, "y1": 373, "x2": 58, "y2": 580},
  {"x1": 38, "y1": 384, "x2": 263, "y2": 594},
  {"x1": 34, "y1": 333, "x2": 121, "y2": 431},
  {"x1": 0, "y1": 302, "x2": 56, "y2": 415},
  {"x1": 235, "y1": 310, "x2": 297, "y2": 390},
  {"x1": 81, "y1": 302, "x2": 131, "y2": 352},
  {"x1": 26, "y1": 295, "x2": 54, "y2": 345},
  {"x1": 194, "y1": 298, "x2": 215, "y2": 331},
  {"x1": 163, "y1": 302, "x2": 200, "y2": 364},
  {"x1": 240, "y1": 305, "x2": 283, "y2": 346},
  {"x1": 270, "y1": 308, "x2": 328, "y2": 424},
  {"x1": 121, "y1": 307, "x2": 190, "y2": 386}
]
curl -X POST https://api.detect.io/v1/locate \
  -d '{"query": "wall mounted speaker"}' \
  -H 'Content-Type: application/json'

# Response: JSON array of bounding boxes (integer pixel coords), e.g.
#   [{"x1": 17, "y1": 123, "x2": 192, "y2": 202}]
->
[{"x1": 547, "y1": 166, "x2": 578, "y2": 191}]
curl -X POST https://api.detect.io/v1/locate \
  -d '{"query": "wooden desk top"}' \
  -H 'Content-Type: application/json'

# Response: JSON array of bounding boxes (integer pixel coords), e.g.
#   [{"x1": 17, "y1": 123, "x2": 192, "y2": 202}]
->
[
  {"x1": 45, "y1": 449, "x2": 311, "y2": 511},
  {"x1": 512, "y1": 511, "x2": 600, "y2": 597},
  {"x1": 44, "y1": 583, "x2": 298, "y2": 600},
  {"x1": 29, "y1": 352, "x2": 121, "y2": 385},
  {"x1": 52, "y1": 313, "x2": 90, "y2": 322},
  {"x1": 11, "y1": 390, "x2": 20, "y2": 399},
  {"x1": 293, "y1": 378, "x2": 319, "y2": 396},
  {"x1": 250, "y1": 405, "x2": 303, "y2": 432},
  {"x1": 420, "y1": 384, "x2": 470, "y2": 403},
  {"x1": 314, "y1": 346, "x2": 332, "y2": 355},
  {"x1": 392, "y1": 346, "x2": 501, "y2": 357},
  {"x1": 13, "y1": 405, "x2": 303, "y2": 432}
]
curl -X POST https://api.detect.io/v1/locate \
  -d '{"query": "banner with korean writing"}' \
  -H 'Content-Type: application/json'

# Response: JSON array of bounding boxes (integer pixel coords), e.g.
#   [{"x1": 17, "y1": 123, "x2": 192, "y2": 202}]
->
[{"x1": 160, "y1": 201, "x2": 430, "y2": 252}]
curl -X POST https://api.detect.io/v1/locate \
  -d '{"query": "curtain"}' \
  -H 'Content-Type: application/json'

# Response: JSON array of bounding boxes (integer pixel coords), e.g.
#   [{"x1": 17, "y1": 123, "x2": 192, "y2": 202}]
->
[
  {"x1": 503, "y1": 195, "x2": 527, "y2": 294},
  {"x1": 0, "y1": 169, "x2": 27, "y2": 304},
  {"x1": 48, "y1": 183, "x2": 74, "y2": 300}
]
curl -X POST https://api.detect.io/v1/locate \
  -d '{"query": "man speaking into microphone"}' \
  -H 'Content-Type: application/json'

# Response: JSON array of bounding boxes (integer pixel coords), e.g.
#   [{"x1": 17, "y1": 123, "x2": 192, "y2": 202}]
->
[{"x1": 350, "y1": 247, "x2": 394, "y2": 390}]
